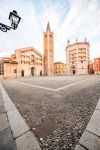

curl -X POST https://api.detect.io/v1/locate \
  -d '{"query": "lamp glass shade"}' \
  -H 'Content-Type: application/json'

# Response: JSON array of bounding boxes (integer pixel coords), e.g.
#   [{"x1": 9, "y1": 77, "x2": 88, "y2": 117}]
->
[{"x1": 9, "y1": 10, "x2": 21, "y2": 29}]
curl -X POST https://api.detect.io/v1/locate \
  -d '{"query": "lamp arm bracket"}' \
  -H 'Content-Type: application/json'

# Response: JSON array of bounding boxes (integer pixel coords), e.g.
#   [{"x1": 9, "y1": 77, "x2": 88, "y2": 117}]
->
[{"x1": 0, "y1": 23, "x2": 11, "y2": 32}]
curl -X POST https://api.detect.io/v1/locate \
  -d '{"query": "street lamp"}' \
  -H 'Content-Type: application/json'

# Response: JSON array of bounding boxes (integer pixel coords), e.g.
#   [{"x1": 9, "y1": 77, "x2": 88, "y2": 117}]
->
[{"x1": 0, "y1": 10, "x2": 21, "y2": 32}]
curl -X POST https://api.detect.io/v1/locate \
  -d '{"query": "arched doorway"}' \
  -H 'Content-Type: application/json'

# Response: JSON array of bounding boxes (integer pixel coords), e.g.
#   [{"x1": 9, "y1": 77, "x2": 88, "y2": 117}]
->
[
  {"x1": 21, "y1": 70, "x2": 24, "y2": 77},
  {"x1": 31, "y1": 67, "x2": 35, "y2": 76},
  {"x1": 40, "y1": 70, "x2": 42, "y2": 76},
  {"x1": 71, "y1": 65, "x2": 76, "y2": 75},
  {"x1": 73, "y1": 70, "x2": 76, "y2": 74}
]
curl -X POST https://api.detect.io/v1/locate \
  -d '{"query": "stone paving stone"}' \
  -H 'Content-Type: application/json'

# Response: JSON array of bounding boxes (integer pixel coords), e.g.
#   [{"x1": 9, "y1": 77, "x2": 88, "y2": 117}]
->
[
  {"x1": 79, "y1": 130, "x2": 100, "y2": 150},
  {"x1": 0, "y1": 99, "x2": 2, "y2": 103},
  {"x1": 7, "y1": 109, "x2": 29, "y2": 138},
  {"x1": 0, "y1": 113, "x2": 9, "y2": 131},
  {"x1": 0, "y1": 105, "x2": 5, "y2": 113},
  {"x1": 0, "y1": 91, "x2": 5, "y2": 113},
  {"x1": 2, "y1": 92, "x2": 11, "y2": 102},
  {"x1": 4, "y1": 100, "x2": 16, "y2": 112},
  {"x1": 0, "y1": 127, "x2": 16, "y2": 150},
  {"x1": 74, "y1": 144, "x2": 86, "y2": 150},
  {"x1": 0, "y1": 101, "x2": 3, "y2": 106},
  {"x1": 86, "y1": 110, "x2": 100, "y2": 137},
  {"x1": 96, "y1": 99, "x2": 100, "y2": 111},
  {"x1": 0, "y1": 83, "x2": 11, "y2": 102},
  {"x1": 16, "y1": 131, "x2": 41, "y2": 150}
]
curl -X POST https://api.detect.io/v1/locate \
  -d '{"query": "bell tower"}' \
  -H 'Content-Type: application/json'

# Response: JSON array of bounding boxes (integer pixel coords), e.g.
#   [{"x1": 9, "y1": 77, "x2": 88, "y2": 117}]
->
[{"x1": 44, "y1": 22, "x2": 54, "y2": 75}]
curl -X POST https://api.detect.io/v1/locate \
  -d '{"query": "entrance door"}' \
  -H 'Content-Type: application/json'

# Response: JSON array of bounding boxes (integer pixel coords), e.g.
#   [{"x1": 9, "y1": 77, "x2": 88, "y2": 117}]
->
[
  {"x1": 40, "y1": 70, "x2": 42, "y2": 76},
  {"x1": 73, "y1": 70, "x2": 76, "y2": 74},
  {"x1": 21, "y1": 70, "x2": 24, "y2": 77},
  {"x1": 31, "y1": 68, "x2": 34, "y2": 76}
]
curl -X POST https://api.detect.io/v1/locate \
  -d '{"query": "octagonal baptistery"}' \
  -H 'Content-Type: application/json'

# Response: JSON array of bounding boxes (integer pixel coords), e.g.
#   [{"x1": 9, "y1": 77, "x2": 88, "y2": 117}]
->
[{"x1": 66, "y1": 39, "x2": 90, "y2": 75}]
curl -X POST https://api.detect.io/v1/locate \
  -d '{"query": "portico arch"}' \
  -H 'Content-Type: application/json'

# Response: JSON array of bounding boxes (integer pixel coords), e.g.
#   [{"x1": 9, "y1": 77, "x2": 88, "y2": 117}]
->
[
  {"x1": 31, "y1": 67, "x2": 35, "y2": 76},
  {"x1": 70, "y1": 65, "x2": 76, "y2": 75}
]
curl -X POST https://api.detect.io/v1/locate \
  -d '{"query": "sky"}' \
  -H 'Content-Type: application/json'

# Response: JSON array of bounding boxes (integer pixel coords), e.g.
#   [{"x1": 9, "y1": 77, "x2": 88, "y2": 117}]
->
[{"x1": 0, "y1": 0, "x2": 100, "y2": 63}]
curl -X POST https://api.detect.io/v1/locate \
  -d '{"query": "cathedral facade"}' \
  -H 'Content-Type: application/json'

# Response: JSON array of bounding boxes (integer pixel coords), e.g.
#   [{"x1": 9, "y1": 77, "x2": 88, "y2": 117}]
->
[{"x1": 0, "y1": 47, "x2": 43, "y2": 78}]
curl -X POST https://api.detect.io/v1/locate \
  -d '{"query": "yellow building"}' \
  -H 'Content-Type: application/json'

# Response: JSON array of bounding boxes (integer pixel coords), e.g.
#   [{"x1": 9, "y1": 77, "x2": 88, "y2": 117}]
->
[
  {"x1": 0, "y1": 57, "x2": 18, "y2": 78},
  {"x1": 66, "y1": 39, "x2": 90, "y2": 75},
  {"x1": 0, "y1": 47, "x2": 43, "y2": 78},
  {"x1": 44, "y1": 22, "x2": 54, "y2": 75},
  {"x1": 54, "y1": 62, "x2": 67, "y2": 75}
]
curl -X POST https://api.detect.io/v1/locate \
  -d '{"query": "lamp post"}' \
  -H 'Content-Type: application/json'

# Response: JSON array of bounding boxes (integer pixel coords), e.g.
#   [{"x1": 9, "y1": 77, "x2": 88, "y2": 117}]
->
[{"x1": 0, "y1": 10, "x2": 21, "y2": 32}]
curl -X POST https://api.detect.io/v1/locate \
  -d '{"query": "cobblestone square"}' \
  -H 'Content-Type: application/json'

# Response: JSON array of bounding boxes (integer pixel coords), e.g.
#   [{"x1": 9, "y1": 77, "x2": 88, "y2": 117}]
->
[{"x1": 1, "y1": 75, "x2": 100, "y2": 150}]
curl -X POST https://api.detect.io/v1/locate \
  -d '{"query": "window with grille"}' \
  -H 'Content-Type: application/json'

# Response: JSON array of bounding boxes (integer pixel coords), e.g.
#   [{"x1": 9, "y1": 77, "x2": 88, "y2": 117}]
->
[
  {"x1": 14, "y1": 69, "x2": 17, "y2": 73},
  {"x1": 0, "y1": 63, "x2": 4, "y2": 75}
]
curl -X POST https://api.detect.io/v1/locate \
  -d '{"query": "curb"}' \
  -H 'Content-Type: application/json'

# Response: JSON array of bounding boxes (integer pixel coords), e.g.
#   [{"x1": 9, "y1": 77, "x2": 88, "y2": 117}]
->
[
  {"x1": 74, "y1": 98, "x2": 100, "y2": 150},
  {"x1": 0, "y1": 82, "x2": 42, "y2": 150}
]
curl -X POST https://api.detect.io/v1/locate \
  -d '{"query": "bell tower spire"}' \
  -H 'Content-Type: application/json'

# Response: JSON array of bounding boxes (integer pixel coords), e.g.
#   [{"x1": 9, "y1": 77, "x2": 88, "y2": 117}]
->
[
  {"x1": 46, "y1": 21, "x2": 51, "y2": 32},
  {"x1": 44, "y1": 22, "x2": 54, "y2": 75}
]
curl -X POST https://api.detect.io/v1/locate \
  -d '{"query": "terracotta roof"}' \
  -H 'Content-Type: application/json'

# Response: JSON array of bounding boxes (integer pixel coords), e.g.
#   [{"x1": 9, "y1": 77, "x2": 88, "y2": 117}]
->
[
  {"x1": 0, "y1": 57, "x2": 10, "y2": 60},
  {"x1": 54, "y1": 61, "x2": 66, "y2": 65},
  {"x1": 94, "y1": 57, "x2": 100, "y2": 60},
  {"x1": 66, "y1": 41, "x2": 90, "y2": 49},
  {"x1": 16, "y1": 47, "x2": 42, "y2": 57},
  {"x1": 3, "y1": 60, "x2": 18, "y2": 64}
]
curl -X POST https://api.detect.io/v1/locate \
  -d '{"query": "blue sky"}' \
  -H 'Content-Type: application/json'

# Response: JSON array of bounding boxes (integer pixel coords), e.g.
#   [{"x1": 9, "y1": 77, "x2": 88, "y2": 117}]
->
[{"x1": 0, "y1": 0, "x2": 100, "y2": 63}]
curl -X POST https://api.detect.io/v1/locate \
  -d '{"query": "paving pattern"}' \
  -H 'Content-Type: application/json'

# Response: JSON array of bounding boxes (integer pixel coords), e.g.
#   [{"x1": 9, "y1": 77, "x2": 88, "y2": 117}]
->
[
  {"x1": 0, "y1": 82, "x2": 41, "y2": 150},
  {"x1": 1, "y1": 75, "x2": 100, "y2": 150},
  {"x1": 75, "y1": 98, "x2": 100, "y2": 150},
  {"x1": 0, "y1": 89, "x2": 16, "y2": 150}
]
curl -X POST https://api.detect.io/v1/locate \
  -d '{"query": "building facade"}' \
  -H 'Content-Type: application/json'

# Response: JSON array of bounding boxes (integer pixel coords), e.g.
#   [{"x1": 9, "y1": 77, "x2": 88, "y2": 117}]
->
[
  {"x1": 54, "y1": 62, "x2": 67, "y2": 75},
  {"x1": 88, "y1": 60, "x2": 94, "y2": 74},
  {"x1": 44, "y1": 22, "x2": 54, "y2": 75},
  {"x1": 0, "y1": 57, "x2": 18, "y2": 78},
  {"x1": 66, "y1": 39, "x2": 90, "y2": 75},
  {"x1": 94, "y1": 58, "x2": 100, "y2": 74},
  {"x1": 0, "y1": 47, "x2": 43, "y2": 78}
]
